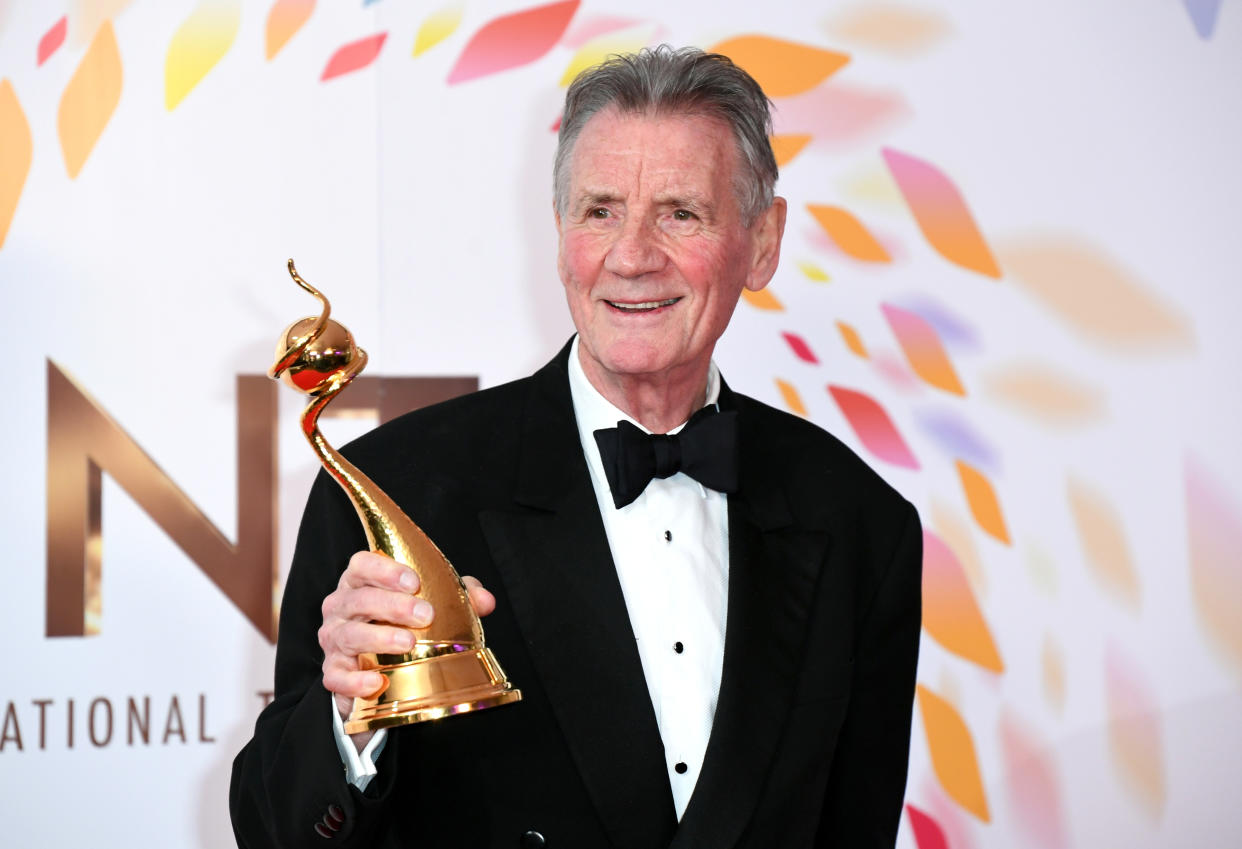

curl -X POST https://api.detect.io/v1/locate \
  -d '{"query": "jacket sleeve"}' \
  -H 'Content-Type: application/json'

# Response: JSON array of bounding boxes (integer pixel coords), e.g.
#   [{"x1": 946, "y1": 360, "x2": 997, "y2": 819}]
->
[
  {"x1": 816, "y1": 499, "x2": 923, "y2": 847},
  {"x1": 229, "y1": 471, "x2": 407, "y2": 848}
]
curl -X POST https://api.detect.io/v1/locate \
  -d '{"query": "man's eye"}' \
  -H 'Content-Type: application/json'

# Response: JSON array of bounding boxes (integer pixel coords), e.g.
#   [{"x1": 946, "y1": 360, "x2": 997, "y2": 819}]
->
[
  {"x1": 589, "y1": 208, "x2": 610, "y2": 219},
  {"x1": 673, "y1": 209, "x2": 694, "y2": 221}
]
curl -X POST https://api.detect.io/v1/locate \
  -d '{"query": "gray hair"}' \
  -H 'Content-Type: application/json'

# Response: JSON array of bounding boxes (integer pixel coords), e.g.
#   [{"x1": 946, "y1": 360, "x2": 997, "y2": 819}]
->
[{"x1": 554, "y1": 45, "x2": 779, "y2": 226}]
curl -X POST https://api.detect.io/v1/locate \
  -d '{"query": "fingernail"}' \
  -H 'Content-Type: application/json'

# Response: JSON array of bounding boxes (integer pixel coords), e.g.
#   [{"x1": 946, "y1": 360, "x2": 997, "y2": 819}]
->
[
  {"x1": 398, "y1": 570, "x2": 417, "y2": 592},
  {"x1": 411, "y1": 599, "x2": 434, "y2": 626}
]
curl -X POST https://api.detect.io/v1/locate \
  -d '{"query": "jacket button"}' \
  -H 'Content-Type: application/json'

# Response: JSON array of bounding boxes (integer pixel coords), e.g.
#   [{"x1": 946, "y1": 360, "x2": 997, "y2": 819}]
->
[{"x1": 520, "y1": 829, "x2": 546, "y2": 848}]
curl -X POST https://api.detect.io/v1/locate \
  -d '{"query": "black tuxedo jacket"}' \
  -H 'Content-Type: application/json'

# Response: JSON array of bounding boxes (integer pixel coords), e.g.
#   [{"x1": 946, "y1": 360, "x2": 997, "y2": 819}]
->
[{"x1": 230, "y1": 343, "x2": 922, "y2": 849}]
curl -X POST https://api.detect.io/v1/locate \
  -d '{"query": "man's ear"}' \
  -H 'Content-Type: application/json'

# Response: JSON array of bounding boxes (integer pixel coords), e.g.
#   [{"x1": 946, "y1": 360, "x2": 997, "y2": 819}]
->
[{"x1": 745, "y1": 196, "x2": 787, "y2": 292}]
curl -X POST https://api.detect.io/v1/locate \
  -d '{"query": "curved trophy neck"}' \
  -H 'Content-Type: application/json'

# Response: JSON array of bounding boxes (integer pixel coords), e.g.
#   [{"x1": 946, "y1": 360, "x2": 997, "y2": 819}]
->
[{"x1": 300, "y1": 388, "x2": 484, "y2": 649}]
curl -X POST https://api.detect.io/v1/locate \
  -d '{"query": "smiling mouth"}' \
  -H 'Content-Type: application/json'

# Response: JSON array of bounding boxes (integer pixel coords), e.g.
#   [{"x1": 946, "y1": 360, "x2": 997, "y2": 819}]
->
[{"x1": 605, "y1": 297, "x2": 681, "y2": 313}]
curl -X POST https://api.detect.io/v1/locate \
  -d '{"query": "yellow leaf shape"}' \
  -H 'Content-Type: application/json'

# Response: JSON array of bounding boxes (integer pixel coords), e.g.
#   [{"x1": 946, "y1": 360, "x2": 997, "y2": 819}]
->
[
  {"x1": 165, "y1": 1, "x2": 241, "y2": 111},
  {"x1": 559, "y1": 24, "x2": 654, "y2": 84},
  {"x1": 0, "y1": 80, "x2": 33, "y2": 250},
  {"x1": 998, "y1": 236, "x2": 1192, "y2": 350},
  {"x1": 796, "y1": 260, "x2": 829, "y2": 282},
  {"x1": 266, "y1": 0, "x2": 315, "y2": 61},
  {"x1": 1067, "y1": 477, "x2": 1140, "y2": 610},
  {"x1": 917, "y1": 684, "x2": 991, "y2": 822},
  {"x1": 929, "y1": 497, "x2": 984, "y2": 595},
  {"x1": 826, "y1": 3, "x2": 951, "y2": 56},
  {"x1": 923, "y1": 531, "x2": 1003, "y2": 672},
  {"x1": 741, "y1": 287, "x2": 783, "y2": 311},
  {"x1": 807, "y1": 204, "x2": 891, "y2": 262},
  {"x1": 984, "y1": 363, "x2": 1104, "y2": 427},
  {"x1": 710, "y1": 35, "x2": 849, "y2": 97},
  {"x1": 58, "y1": 20, "x2": 123, "y2": 179},
  {"x1": 775, "y1": 379, "x2": 807, "y2": 417},
  {"x1": 837, "y1": 162, "x2": 904, "y2": 208},
  {"x1": 1185, "y1": 458, "x2": 1242, "y2": 678},
  {"x1": 771, "y1": 133, "x2": 811, "y2": 167},
  {"x1": 956, "y1": 460, "x2": 1009, "y2": 545},
  {"x1": 1042, "y1": 635, "x2": 1065, "y2": 715},
  {"x1": 1106, "y1": 647, "x2": 1166, "y2": 820},
  {"x1": 414, "y1": 3, "x2": 464, "y2": 57},
  {"x1": 835, "y1": 321, "x2": 868, "y2": 358}
]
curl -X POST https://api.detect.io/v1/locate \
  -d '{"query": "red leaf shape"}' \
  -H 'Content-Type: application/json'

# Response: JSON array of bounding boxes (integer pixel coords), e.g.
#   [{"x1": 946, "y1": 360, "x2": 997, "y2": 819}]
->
[
  {"x1": 38, "y1": 16, "x2": 67, "y2": 66},
  {"x1": 828, "y1": 385, "x2": 919, "y2": 469},
  {"x1": 448, "y1": 0, "x2": 580, "y2": 85},
  {"x1": 321, "y1": 32, "x2": 387, "y2": 82},
  {"x1": 781, "y1": 331, "x2": 819, "y2": 364},
  {"x1": 905, "y1": 803, "x2": 950, "y2": 849}
]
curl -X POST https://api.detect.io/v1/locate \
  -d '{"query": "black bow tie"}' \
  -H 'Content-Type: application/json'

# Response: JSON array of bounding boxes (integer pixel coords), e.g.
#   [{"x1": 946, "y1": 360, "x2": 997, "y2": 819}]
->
[{"x1": 593, "y1": 405, "x2": 739, "y2": 509}]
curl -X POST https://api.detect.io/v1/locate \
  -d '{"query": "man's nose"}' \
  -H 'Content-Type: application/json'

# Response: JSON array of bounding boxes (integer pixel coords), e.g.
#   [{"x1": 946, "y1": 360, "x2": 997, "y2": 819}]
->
[{"x1": 604, "y1": 218, "x2": 666, "y2": 277}]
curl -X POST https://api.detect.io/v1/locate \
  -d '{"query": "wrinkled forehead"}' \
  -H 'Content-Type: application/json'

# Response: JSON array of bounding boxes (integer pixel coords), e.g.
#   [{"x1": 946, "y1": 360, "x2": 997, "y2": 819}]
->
[{"x1": 567, "y1": 107, "x2": 743, "y2": 191}]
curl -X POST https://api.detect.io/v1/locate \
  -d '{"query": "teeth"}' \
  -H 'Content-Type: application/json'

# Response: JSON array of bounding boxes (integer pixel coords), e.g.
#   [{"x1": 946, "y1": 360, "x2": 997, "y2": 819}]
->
[{"x1": 608, "y1": 298, "x2": 678, "y2": 311}]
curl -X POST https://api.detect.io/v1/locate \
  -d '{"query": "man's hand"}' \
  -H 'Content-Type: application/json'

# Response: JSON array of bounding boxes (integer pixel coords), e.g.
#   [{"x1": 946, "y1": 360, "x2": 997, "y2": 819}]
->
[{"x1": 319, "y1": 551, "x2": 496, "y2": 748}]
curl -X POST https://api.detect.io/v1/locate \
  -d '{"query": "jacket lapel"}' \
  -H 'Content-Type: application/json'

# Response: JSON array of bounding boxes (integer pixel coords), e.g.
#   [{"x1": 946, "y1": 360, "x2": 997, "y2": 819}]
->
[
  {"x1": 478, "y1": 349, "x2": 677, "y2": 849},
  {"x1": 670, "y1": 385, "x2": 832, "y2": 849}
]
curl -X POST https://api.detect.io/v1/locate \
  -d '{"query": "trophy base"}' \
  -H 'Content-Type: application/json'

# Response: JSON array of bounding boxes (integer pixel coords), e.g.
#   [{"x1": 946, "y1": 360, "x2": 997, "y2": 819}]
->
[{"x1": 344, "y1": 646, "x2": 521, "y2": 734}]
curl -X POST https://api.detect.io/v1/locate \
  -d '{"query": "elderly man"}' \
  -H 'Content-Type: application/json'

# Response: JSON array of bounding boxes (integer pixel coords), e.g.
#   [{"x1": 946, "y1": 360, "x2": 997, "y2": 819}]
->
[{"x1": 231, "y1": 46, "x2": 921, "y2": 848}]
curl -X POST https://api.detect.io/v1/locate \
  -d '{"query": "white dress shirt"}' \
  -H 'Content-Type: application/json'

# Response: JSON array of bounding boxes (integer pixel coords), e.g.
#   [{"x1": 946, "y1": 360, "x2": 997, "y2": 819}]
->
[
  {"x1": 336, "y1": 337, "x2": 731, "y2": 819},
  {"x1": 567, "y1": 336, "x2": 730, "y2": 819}
]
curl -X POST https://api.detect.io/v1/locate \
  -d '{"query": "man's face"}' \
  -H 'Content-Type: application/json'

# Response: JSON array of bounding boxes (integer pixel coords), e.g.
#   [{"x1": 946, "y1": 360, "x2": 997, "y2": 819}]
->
[{"x1": 556, "y1": 108, "x2": 785, "y2": 393}]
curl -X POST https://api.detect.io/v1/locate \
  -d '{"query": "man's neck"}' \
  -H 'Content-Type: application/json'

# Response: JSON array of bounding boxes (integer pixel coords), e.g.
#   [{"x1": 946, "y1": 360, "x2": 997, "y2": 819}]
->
[{"x1": 576, "y1": 346, "x2": 710, "y2": 434}]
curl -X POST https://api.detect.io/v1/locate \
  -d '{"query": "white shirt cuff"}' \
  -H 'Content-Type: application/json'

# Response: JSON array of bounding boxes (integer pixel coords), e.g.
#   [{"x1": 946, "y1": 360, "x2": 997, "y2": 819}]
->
[{"x1": 330, "y1": 693, "x2": 388, "y2": 792}]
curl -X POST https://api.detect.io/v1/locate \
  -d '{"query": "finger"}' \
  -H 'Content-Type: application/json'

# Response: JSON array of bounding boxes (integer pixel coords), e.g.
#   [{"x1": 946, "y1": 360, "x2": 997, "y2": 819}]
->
[
  {"x1": 323, "y1": 666, "x2": 386, "y2": 701},
  {"x1": 461, "y1": 575, "x2": 496, "y2": 617},
  {"x1": 341, "y1": 550, "x2": 420, "y2": 594},
  {"x1": 327, "y1": 586, "x2": 434, "y2": 629},
  {"x1": 324, "y1": 619, "x2": 422, "y2": 658}
]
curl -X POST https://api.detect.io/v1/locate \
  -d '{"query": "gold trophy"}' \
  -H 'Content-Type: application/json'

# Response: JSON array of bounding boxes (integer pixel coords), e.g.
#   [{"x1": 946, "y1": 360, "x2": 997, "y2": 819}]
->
[{"x1": 270, "y1": 259, "x2": 520, "y2": 733}]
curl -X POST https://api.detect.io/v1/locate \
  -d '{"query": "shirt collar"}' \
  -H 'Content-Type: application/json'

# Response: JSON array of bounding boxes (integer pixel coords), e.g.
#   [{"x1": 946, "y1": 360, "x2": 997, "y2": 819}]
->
[{"x1": 567, "y1": 335, "x2": 720, "y2": 438}]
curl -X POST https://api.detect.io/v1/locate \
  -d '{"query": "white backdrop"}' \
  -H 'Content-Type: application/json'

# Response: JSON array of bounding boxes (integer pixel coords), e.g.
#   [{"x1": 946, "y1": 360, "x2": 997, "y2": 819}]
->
[{"x1": 1, "y1": 1, "x2": 1240, "y2": 846}]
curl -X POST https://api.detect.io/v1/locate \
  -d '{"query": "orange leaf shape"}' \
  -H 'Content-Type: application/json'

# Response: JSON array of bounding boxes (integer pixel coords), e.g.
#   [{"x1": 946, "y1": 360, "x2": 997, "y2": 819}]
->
[
  {"x1": 58, "y1": 20, "x2": 122, "y2": 178},
  {"x1": 956, "y1": 460, "x2": 1009, "y2": 544},
  {"x1": 0, "y1": 80, "x2": 33, "y2": 250},
  {"x1": 836, "y1": 321, "x2": 868, "y2": 358},
  {"x1": 1186, "y1": 458, "x2": 1242, "y2": 677},
  {"x1": 917, "y1": 684, "x2": 991, "y2": 822},
  {"x1": 883, "y1": 303, "x2": 965, "y2": 395},
  {"x1": 740, "y1": 287, "x2": 783, "y2": 311},
  {"x1": 983, "y1": 363, "x2": 1103, "y2": 427},
  {"x1": 1067, "y1": 477, "x2": 1140, "y2": 609},
  {"x1": 710, "y1": 35, "x2": 848, "y2": 97},
  {"x1": 826, "y1": 5, "x2": 950, "y2": 56},
  {"x1": 265, "y1": 0, "x2": 315, "y2": 61},
  {"x1": 923, "y1": 531, "x2": 1003, "y2": 672},
  {"x1": 770, "y1": 133, "x2": 811, "y2": 167},
  {"x1": 165, "y1": 2, "x2": 241, "y2": 111},
  {"x1": 775, "y1": 379, "x2": 807, "y2": 417},
  {"x1": 882, "y1": 147, "x2": 1000, "y2": 278},
  {"x1": 1105, "y1": 646, "x2": 1166, "y2": 819},
  {"x1": 448, "y1": 0, "x2": 580, "y2": 85},
  {"x1": 998, "y1": 236, "x2": 1192, "y2": 350},
  {"x1": 807, "y1": 204, "x2": 891, "y2": 262}
]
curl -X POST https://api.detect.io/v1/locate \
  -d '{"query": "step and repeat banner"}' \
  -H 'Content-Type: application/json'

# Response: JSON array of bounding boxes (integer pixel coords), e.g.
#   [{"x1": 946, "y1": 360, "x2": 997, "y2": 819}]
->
[{"x1": 2, "y1": 1, "x2": 1239, "y2": 846}]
